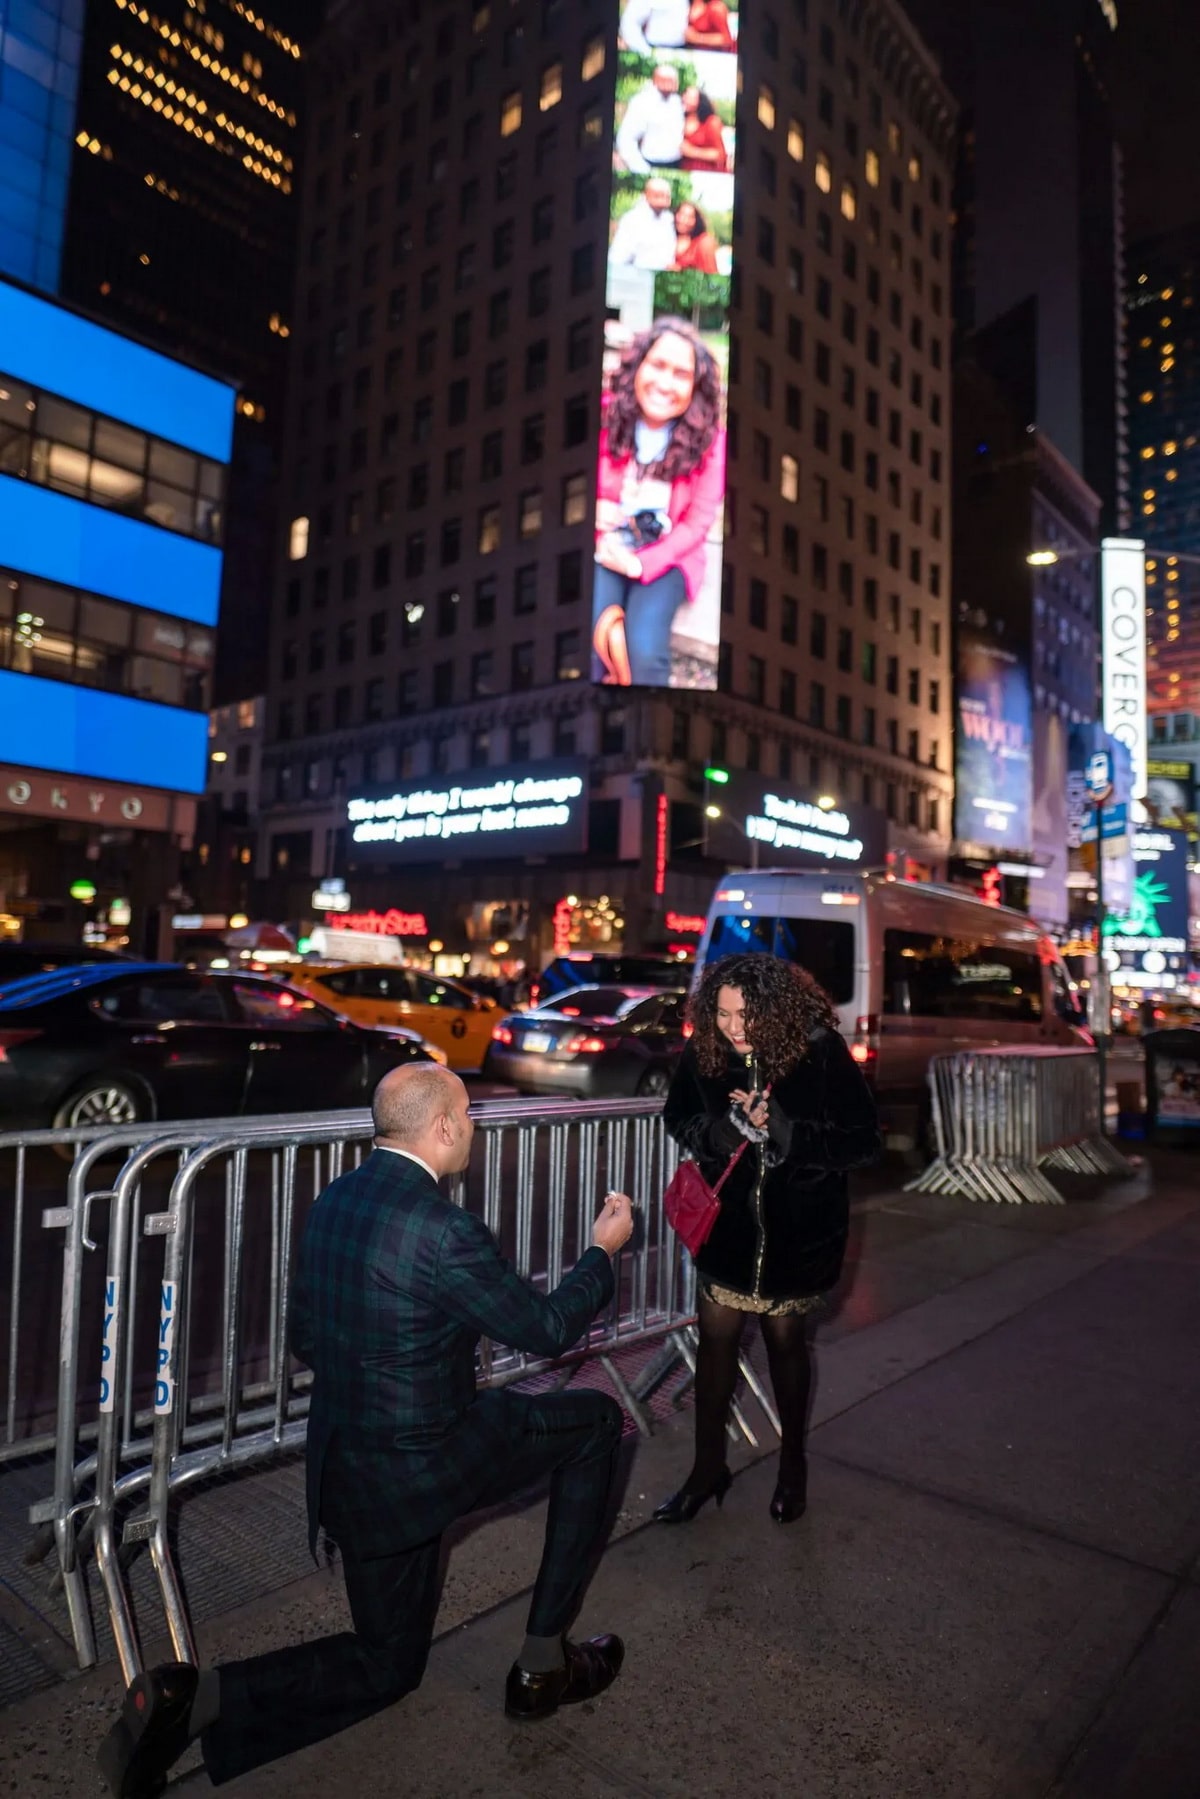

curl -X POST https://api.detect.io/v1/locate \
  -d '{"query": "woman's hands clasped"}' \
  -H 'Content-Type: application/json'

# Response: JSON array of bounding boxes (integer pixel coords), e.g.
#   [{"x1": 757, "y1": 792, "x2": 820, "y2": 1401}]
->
[{"x1": 730, "y1": 1089, "x2": 769, "y2": 1130}]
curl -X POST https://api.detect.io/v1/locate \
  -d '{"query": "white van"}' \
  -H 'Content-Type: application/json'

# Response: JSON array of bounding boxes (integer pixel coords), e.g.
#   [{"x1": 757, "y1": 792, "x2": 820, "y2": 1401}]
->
[{"x1": 695, "y1": 870, "x2": 1091, "y2": 1150}]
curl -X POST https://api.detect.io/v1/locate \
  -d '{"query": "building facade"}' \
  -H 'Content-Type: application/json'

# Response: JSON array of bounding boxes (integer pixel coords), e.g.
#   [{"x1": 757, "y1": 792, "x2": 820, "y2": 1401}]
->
[
  {"x1": 60, "y1": 0, "x2": 323, "y2": 700},
  {"x1": 1127, "y1": 223, "x2": 1200, "y2": 720},
  {"x1": 0, "y1": 278, "x2": 235, "y2": 950},
  {"x1": 255, "y1": 0, "x2": 957, "y2": 974},
  {"x1": 0, "y1": 0, "x2": 83, "y2": 291},
  {"x1": 951, "y1": 348, "x2": 1101, "y2": 922},
  {"x1": 904, "y1": 0, "x2": 1129, "y2": 538}
]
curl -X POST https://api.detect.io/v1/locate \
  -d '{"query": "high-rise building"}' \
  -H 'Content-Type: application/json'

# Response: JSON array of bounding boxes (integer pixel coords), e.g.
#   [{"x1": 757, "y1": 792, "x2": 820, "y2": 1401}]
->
[
  {"x1": 59, "y1": 0, "x2": 323, "y2": 699},
  {"x1": 0, "y1": 278, "x2": 235, "y2": 950},
  {"x1": 951, "y1": 343, "x2": 1101, "y2": 922},
  {"x1": 903, "y1": 0, "x2": 1129, "y2": 537},
  {"x1": 0, "y1": 0, "x2": 84, "y2": 291},
  {"x1": 254, "y1": 0, "x2": 956, "y2": 974},
  {"x1": 1127, "y1": 222, "x2": 1200, "y2": 718}
]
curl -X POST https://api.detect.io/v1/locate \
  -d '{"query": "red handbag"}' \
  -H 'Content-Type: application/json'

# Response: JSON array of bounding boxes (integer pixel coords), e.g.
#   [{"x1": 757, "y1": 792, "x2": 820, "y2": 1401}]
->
[{"x1": 664, "y1": 1142, "x2": 749, "y2": 1255}]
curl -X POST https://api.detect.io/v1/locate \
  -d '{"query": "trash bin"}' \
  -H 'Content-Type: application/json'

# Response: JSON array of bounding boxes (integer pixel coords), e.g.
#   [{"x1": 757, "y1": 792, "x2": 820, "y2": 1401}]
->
[{"x1": 1142, "y1": 1027, "x2": 1200, "y2": 1145}]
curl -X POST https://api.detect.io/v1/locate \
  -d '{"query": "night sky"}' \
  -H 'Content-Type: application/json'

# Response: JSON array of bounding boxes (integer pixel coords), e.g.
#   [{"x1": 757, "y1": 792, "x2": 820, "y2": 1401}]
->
[{"x1": 1110, "y1": 0, "x2": 1200, "y2": 244}]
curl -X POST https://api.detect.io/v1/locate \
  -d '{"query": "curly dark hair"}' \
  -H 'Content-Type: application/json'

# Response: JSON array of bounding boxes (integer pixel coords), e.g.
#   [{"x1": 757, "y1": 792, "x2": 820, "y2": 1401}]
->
[
  {"x1": 688, "y1": 954, "x2": 835, "y2": 1083},
  {"x1": 604, "y1": 316, "x2": 722, "y2": 482}
]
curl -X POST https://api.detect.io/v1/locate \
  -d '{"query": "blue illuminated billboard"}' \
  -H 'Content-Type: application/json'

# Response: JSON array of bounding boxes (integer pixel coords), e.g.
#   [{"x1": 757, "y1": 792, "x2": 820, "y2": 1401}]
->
[
  {"x1": 954, "y1": 637, "x2": 1033, "y2": 851},
  {"x1": 0, "y1": 474, "x2": 223, "y2": 629},
  {"x1": 0, "y1": 477, "x2": 222, "y2": 625},
  {"x1": 1104, "y1": 827, "x2": 1190, "y2": 990},
  {"x1": 0, "y1": 281, "x2": 235, "y2": 462},
  {"x1": 592, "y1": 3, "x2": 739, "y2": 690},
  {"x1": 0, "y1": 671, "x2": 209, "y2": 794}
]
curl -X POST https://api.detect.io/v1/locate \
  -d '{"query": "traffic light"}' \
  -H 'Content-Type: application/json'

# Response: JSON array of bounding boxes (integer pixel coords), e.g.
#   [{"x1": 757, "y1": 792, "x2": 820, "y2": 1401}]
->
[{"x1": 703, "y1": 766, "x2": 730, "y2": 785}]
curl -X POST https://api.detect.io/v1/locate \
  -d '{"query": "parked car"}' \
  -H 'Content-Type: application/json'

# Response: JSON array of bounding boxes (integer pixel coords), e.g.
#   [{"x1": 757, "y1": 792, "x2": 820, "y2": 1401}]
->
[
  {"x1": 0, "y1": 942, "x2": 133, "y2": 989},
  {"x1": 0, "y1": 962, "x2": 441, "y2": 1131},
  {"x1": 529, "y1": 954, "x2": 689, "y2": 1008},
  {"x1": 284, "y1": 963, "x2": 504, "y2": 1073},
  {"x1": 483, "y1": 985, "x2": 688, "y2": 1098},
  {"x1": 695, "y1": 870, "x2": 1091, "y2": 1152}
]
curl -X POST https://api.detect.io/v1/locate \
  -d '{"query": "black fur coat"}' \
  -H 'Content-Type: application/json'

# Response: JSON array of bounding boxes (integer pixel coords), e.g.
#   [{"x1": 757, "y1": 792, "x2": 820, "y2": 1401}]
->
[{"x1": 663, "y1": 1028, "x2": 881, "y2": 1301}]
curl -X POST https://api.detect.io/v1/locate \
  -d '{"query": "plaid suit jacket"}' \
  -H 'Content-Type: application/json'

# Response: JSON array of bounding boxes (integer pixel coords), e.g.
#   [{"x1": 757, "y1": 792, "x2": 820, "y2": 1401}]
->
[{"x1": 290, "y1": 1147, "x2": 614, "y2": 1558}]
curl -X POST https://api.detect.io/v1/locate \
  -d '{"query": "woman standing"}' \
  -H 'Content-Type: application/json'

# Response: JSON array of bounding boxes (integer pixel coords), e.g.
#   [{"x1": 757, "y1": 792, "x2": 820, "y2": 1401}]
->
[
  {"x1": 673, "y1": 201, "x2": 720, "y2": 272},
  {"x1": 656, "y1": 955, "x2": 879, "y2": 1524},
  {"x1": 592, "y1": 317, "x2": 725, "y2": 687}
]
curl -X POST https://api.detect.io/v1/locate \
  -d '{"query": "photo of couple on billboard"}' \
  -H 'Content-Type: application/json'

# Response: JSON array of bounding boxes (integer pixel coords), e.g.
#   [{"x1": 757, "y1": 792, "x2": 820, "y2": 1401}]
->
[{"x1": 594, "y1": 5, "x2": 737, "y2": 690}]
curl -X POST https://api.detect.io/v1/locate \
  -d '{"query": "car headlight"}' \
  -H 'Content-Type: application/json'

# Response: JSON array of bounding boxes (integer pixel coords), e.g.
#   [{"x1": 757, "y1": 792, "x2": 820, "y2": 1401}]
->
[{"x1": 425, "y1": 1044, "x2": 449, "y2": 1065}]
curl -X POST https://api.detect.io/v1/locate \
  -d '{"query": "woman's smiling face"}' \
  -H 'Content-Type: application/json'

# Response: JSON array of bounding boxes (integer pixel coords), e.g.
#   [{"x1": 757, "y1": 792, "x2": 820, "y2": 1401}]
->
[
  {"x1": 633, "y1": 331, "x2": 697, "y2": 427},
  {"x1": 716, "y1": 985, "x2": 750, "y2": 1054}
]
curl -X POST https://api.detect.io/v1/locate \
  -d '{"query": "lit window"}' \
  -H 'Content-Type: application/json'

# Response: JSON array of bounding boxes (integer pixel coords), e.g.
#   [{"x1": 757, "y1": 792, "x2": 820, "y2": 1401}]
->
[
  {"x1": 288, "y1": 515, "x2": 309, "y2": 560},
  {"x1": 1162, "y1": 286, "x2": 1175, "y2": 300},
  {"x1": 758, "y1": 84, "x2": 776, "y2": 129},
  {"x1": 519, "y1": 489, "x2": 543, "y2": 538},
  {"x1": 887, "y1": 119, "x2": 901, "y2": 153},
  {"x1": 1140, "y1": 447, "x2": 1155, "y2": 460},
  {"x1": 581, "y1": 34, "x2": 604, "y2": 81},
  {"x1": 1162, "y1": 358, "x2": 1176, "y2": 372},
  {"x1": 1166, "y1": 468, "x2": 1178, "y2": 482},
  {"x1": 1164, "y1": 440, "x2": 1178, "y2": 455},
  {"x1": 780, "y1": 454, "x2": 799, "y2": 502},
  {"x1": 1139, "y1": 335, "x2": 1152, "y2": 349},
  {"x1": 1144, "y1": 504, "x2": 1156, "y2": 516},
  {"x1": 478, "y1": 504, "x2": 501, "y2": 553},
  {"x1": 865, "y1": 147, "x2": 880, "y2": 187},
  {"x1": 787, "y1": 118, "x2": 804, "y2": 161},
  {"x1": 539, "y1": 61, "x2": 562, "y2": 110},
  {"x1": 1142, "y1": 488, "x2": 1156, "y2": 500},
  {"x1": 815, "y1": 152, "x2": 831, "y2": 193},
  {"x1": 1137, "y1": 272, "x2": 1148, "y2": 284},
  {"x1": 1139, "y1": 390, "x2": 1154, "y2": 403},
  {"x1": 840, "y1": 179, "x2": 857, "y2": 220},
  {"x1": 1162, "y1": 342, "x2": 1176, "y2": 354},
  {"x1": 499, "y1": 90, "x2": 522, "y2": 136},
  {"x1": 908, "y1": 153, "x2": 921, "y2": 182}
]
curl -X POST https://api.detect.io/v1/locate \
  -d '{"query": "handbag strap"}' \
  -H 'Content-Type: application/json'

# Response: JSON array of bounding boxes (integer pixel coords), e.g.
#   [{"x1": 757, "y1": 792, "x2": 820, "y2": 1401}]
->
[{"x1": 710, "y1": 1082, "x2": 772, "y2": 1196}]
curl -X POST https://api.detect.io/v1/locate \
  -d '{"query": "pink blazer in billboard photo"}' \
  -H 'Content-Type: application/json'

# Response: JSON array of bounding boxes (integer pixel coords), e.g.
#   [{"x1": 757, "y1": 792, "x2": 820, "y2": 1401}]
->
[{"x1": 595, "y1": 425, "x2": 726, "y2": 601}]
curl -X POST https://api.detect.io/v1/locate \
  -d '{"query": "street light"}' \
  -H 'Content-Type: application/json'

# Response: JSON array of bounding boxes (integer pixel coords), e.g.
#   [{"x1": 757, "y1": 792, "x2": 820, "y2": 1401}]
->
[{"x1": 816, "y1": 793, "x2": 838, "y2": 811}]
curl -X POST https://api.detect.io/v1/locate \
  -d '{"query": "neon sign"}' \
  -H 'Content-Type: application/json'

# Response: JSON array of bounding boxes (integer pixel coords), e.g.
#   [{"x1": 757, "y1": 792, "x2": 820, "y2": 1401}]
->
[
  {"x1": 654, "y1": 792, "x2": 668, "y2": 896},
  {"x1": 342, "y1": 909, "x2": 428, "y2": 937}
]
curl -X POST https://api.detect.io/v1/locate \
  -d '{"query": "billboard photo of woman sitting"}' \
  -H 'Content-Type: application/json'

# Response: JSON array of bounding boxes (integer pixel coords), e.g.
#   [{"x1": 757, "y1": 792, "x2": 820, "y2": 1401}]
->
[{"x1": 592, "y1": 317, "x2": 726, "y2": 687}]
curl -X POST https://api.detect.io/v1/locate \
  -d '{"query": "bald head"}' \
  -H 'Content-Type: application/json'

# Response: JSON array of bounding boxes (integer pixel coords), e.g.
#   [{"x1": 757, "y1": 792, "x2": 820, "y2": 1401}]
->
[{"x1": 373, "y1": 1063, "x2": 475, "y2": 1177}]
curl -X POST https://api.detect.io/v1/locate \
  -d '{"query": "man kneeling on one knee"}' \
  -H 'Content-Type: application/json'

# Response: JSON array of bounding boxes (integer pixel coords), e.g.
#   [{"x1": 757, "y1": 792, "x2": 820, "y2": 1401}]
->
[{"x1": 99, "y1": 1063, "x2": 634, "y2": 1795}]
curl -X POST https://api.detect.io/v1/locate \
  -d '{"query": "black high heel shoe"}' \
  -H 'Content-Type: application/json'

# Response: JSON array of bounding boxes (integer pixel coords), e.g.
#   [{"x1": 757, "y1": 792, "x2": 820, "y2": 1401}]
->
[
  {"x1": 653, "y1": 1466, "x2": 732, "y2": 1523},
  {"x1": 769, "y1": 1468, "x2": 807, "y2": 1524}
]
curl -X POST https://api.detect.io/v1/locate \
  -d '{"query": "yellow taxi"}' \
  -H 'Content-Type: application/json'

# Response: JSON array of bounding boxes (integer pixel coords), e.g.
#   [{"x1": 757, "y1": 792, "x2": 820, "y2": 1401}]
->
[{"x1": 285, "y1": 964, "x2": 505, "y2": 1073}]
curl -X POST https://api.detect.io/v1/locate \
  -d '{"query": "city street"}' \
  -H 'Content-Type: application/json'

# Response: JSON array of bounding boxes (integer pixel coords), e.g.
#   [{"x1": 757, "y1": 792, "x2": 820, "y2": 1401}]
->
[{"x1": 0, "y1": 1147, "x2": 1196, "y2": 1795}]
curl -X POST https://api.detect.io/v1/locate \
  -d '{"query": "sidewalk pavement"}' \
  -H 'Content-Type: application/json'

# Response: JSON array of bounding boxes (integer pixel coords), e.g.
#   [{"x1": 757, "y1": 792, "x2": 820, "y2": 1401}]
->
[{"x1": 1, "y1": 1154, "x2": 1198, "y2": 1797}]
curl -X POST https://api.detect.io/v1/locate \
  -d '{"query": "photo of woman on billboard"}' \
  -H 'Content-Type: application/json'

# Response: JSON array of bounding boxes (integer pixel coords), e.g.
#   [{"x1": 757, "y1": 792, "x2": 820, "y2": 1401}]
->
[
  {"x1": 592, "y1": 317, "x2": 725, "y2": 686},
  {"x1": 681, "y1": 84, "x2": 729, "y2": 170},
  {"x1": 673, "y1": 200, "x2": 720, "y2": 271}
]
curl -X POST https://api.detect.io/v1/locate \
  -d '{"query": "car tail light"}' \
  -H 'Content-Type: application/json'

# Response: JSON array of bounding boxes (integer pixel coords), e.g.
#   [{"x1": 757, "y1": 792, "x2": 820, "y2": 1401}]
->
[
  {"x1": 849, "y1": 1014, "x2": 879, "y2": 1068},
  {"x1": 0, "y1": 1028, "x2": 42, "y2": 1063},
  {"x1": 564, "y1": 1034, "x2": 608, "y2": 1054},
  {"x1": 491, "y1": 1024, "x2": 514, "y2": 1045},
  {"x1": 560, "y1": 1005, "x2": 581, "y2": 1017}
]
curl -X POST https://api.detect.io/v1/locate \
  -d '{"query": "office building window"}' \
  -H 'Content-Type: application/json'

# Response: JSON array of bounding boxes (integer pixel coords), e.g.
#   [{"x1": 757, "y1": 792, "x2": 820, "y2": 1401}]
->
[{"x1": 556, "y1": 629, "x2": 582, "y2": 680}]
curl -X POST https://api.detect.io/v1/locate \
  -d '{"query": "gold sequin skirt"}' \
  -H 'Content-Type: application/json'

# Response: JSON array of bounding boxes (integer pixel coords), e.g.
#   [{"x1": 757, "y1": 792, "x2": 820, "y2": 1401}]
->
[{"x1": 699, "y1": 1278, "x2": 827, "y2": 1318}]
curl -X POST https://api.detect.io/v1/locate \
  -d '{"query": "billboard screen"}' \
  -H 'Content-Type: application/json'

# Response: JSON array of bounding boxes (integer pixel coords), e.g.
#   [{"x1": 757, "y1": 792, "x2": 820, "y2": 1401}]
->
[
  {"x1": 592, "y1": 5, "x2": 739, "y2": 690},
  {"x1": 1104, "y1": 827, "x2": 1190, "y2": 990},
  {"x1": 1100, "y1": 537, "x2": 1147, "y2": 801},
  {"x1": 345, "y1": 760, "x2": 589, "y2": 864},
  {"x1": 1146, "y1": 758, "x2": 1194, "y2": 831},
  {"x1": 954, "y1": 636, "x2": 1033, "y2": 851},
  {"x1": 705, "y1": 773, "x2": 888, "y2": 871}
]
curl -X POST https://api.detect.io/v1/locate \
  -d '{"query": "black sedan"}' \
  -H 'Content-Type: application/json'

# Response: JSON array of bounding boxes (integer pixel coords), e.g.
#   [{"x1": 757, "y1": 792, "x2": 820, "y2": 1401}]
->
[
  {"x1": 0, "y1": 962, "x2": 440, "y2": 1131},
  {"x1": 0, "y1": 942, "x2": 133, "y2": 986},
  {"x1": 483, "y1": 985, "x2": 688, "y2": 1099}
]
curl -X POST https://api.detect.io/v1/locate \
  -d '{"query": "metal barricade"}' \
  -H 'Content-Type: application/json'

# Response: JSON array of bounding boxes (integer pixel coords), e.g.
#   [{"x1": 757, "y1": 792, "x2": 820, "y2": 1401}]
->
[
  {"x1": 906, "y1": 1047, "x2": 1132, "y2": 1205},
  {"x1": 25, "y1": 1096, "x2": 776, "y2": 1678}
]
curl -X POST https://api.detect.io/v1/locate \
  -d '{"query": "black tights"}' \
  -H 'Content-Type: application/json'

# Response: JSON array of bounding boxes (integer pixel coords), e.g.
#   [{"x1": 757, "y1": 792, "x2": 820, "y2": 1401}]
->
[{"x1": 688, "y1": 1293, "x2": 812, "y2": 1492}]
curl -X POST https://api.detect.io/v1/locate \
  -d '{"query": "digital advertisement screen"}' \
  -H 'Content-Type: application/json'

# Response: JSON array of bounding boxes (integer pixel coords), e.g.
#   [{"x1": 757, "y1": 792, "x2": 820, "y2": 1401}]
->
[
  {"x1": 593, "y1": 2, "x2": 739, "y2": 690},
  {"x1": 705, "y1": 773, "x2": 887, "y2": 871},
  {"x1": 345, "y1": 760, "x2": 589, "y2": 863},
  {"x1": 954, "y1": 636, "x2": 1033, "y2": 851},
  {"x1": 1104, "y1": 827, "x2": 1190, "y2": 990}
]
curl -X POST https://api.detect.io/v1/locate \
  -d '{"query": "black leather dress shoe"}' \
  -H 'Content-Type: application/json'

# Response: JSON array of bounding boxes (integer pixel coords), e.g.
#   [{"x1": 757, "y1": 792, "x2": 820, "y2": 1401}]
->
[
  {"x1": 96, "y1": 1661, "x2": 199, "y2": 1798},
  {"x1": 505, "y1": 1633, "x2": 625, "y2": 1721}
]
